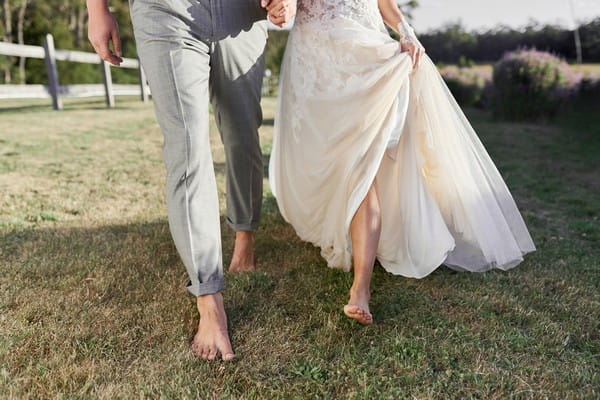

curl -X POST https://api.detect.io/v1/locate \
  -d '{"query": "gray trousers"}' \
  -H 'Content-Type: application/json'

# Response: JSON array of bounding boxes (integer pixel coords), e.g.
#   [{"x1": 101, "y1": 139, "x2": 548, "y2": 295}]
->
[{"x1": 129, "y1": 0, "x2": 267, "y2": 296}]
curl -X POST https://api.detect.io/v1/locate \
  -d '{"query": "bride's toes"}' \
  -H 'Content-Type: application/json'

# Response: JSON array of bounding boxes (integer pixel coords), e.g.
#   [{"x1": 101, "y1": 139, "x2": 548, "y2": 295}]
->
[
  {"x1": 343, "y1": 304, "x2": 373, "y2": 325},
  {"x1": 358, "y1": 310, "x2": 373, "y2": 325},
  {"x1": 343, "y1": 304, "x2": 360, "y2": 317}
]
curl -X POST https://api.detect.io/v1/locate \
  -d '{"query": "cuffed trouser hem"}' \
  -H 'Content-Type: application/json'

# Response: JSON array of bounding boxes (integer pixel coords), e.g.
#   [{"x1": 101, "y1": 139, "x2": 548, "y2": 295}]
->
[
  {"x1": 227, "y1": 219, "x2": 260, "y2": 232},
  {"x1": 186, "y1": 278, "x2": 225, "y2": 297}
]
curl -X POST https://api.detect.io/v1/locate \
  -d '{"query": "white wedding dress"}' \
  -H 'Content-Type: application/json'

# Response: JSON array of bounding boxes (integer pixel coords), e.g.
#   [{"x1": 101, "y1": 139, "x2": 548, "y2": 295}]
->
[{"x1": 268, "y1": 0, "x2": 536, "y2": 277}]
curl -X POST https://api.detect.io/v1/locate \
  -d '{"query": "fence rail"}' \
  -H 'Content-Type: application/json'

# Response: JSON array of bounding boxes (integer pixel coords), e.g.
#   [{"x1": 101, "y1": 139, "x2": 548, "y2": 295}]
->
[
  {"x1": 0, "y1": 83, "x2": 147, "y2": 99},
  {"x1": 0, "y1": 33, "x2": 149, "y2": 110}
]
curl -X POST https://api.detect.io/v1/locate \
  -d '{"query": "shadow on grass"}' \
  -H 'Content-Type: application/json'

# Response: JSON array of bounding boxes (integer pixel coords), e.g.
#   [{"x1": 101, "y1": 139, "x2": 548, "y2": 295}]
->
[
  {"x1": 0, "y1": 206, "x2": 475, "y2": 328},
  {"x1": 1, "y1": 197, "x2": 598, "y2": 397}
]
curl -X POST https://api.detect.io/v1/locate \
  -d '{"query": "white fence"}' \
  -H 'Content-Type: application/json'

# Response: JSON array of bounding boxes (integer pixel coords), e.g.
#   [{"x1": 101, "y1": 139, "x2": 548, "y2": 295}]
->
[{"x1": 0, "y1": 33, "x2": 149, "y2": 110}]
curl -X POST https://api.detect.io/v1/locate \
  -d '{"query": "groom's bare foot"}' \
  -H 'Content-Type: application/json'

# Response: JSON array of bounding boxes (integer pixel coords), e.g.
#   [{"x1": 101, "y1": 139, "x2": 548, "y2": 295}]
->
[
  {"x1": 343, "y1": 287, "x2": 373, "y2": 325},
  {"x1": 191, "y1": 292, "x2": 235, "y2": 361},
  {"x1": 228, "y1": 231, "x2": 255, "y2": 273}
]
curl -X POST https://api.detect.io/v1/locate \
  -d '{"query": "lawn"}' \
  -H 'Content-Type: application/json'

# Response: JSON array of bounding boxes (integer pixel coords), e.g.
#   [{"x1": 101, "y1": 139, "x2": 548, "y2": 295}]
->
[
  {"x1": 0, "y1": 96, "x2": 598, "y2": 399},
  {"x1": 570, "y1": 63, "x2": 600, "y2": 76}
]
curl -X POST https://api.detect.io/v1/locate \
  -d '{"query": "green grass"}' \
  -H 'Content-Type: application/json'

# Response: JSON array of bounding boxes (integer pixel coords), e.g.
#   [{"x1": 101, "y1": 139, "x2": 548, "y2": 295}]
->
[
  {"x1": 571, "y1": 63, "x2": 600, "y2": 76},
  {"x1": 0, "y1": 96, "x2": 598, "y2": 399}
]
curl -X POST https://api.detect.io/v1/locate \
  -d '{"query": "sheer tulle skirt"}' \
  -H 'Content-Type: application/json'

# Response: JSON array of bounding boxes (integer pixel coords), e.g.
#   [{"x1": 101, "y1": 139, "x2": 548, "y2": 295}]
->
[{"x1": 269, "y1": 20, "x2": 535, "y2": 277}]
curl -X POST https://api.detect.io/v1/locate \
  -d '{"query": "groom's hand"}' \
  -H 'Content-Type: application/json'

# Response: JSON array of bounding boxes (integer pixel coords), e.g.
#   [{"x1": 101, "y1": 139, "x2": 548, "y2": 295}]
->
[
  {"x1": 86, "y1": 0, "x2": 123, "y2": 66},
  {"x1": 262, "y1": 0, "x2": 296, "y2": 28}
]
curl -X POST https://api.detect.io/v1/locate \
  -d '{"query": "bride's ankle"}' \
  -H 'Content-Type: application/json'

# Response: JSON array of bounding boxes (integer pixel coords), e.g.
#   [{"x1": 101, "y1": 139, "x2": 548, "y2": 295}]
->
[{"x1": 349, "y1": 285, "x2": 370, "y2": 303}]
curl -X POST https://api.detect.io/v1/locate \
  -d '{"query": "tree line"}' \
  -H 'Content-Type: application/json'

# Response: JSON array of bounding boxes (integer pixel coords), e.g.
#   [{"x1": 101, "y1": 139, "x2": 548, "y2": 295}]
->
[
  {"x1": 0, "y1": 0, "x2": 135, "y2": 85},
  {"x1": 419, "y1": 18, "x2": 600, "y2": 64},
  {"x1": 0, "y1": 1, "x2": 421, "y2": 84}
]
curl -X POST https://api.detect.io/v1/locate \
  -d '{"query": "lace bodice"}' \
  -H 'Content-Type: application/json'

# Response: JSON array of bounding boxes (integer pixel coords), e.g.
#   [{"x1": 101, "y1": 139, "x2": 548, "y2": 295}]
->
[{"x1": 296, "y1": 0, "x2": 384, "y2": 30}]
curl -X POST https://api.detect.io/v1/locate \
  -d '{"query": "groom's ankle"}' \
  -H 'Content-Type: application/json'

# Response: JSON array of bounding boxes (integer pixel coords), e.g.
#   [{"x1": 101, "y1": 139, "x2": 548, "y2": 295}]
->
[
  {"x1": 196, "y1": 292, "x2": 224, "y2": 312},
  {"x1": 234, "y1": 230, "x2": 255, "y2": 244}
]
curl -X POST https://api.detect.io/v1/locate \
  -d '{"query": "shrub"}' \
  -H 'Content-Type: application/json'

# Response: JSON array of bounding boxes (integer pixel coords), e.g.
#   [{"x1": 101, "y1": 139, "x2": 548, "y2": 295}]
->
[
  {"x1": 440, "y1": 66, "x2": 490, "y2": 108},
  {"x1": 492, "y1": 49, "x2": 582, "y2": 120}
]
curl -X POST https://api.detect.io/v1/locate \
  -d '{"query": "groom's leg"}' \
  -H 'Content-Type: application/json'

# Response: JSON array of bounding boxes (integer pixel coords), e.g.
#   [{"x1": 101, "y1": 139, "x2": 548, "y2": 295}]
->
[
  {"x1": 130, "y1": 0, "x2": 223, "y2": 296},
  {"x1": 209, "y1": 21, "x2": 268, "y2": 232}
]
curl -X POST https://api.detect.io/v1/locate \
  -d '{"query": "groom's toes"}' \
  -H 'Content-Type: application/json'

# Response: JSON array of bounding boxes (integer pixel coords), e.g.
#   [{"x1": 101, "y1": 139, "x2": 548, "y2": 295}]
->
[
  {"x1": 222, "y1": 352, "x2": 235, "y2": 361},
  {"x1": 229, "y1": 261, "x2": 256, "y2": 273},
  {"x1": 219, "y1": 342, "x2": 234, "y2": 359},
  {"x1": 201, "y1": 347, "x2": 210, "y2": 359}
]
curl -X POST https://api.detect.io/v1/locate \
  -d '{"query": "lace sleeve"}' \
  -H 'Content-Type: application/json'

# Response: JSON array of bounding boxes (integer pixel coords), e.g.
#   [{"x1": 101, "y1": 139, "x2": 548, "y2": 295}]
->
[{"x1": 397, "y1": 18, "x2": 424, "y2": 50}]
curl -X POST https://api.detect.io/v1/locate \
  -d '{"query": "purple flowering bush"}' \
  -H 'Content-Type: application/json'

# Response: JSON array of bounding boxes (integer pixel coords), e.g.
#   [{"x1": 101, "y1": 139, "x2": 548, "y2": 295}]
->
[
  {"x1": 440, "y1": 66, "x2": 491, "y2": 108},
  {"x1": 492, "y1": 49, "x2": 582, "y2": 120}
]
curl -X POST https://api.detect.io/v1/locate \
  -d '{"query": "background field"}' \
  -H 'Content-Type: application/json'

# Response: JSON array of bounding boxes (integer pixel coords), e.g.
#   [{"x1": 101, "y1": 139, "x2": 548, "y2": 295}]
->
[
  {"x1": 441, "y1": 62, "x2": 600, "y2": 77},
  {"x1": 0, "y1": 96, "x2": 598, "y2": 399}
]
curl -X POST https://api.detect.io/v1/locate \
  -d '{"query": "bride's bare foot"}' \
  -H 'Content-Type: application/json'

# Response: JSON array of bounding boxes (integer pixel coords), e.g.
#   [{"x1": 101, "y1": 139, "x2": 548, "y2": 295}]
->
[
  {"x1": 343, "y1": 287, "x2": 373, "y2": 325},
  {"x1": 191, "y1": 292, "x2": 235, "y2": 361},
  {"x1": 228, "y1": 231, "x2": 255, "y2": 273}
]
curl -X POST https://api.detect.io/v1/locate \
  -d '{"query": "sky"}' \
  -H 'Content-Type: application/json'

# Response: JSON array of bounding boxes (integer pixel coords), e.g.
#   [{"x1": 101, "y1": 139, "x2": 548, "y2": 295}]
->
[{"x1": 410, "y1": 0, "x2": 600, "y2": 32}]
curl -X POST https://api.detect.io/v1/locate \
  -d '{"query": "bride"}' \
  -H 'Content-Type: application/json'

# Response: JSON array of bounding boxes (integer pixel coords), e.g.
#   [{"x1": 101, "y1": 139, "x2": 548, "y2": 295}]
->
[{"x1": 268, "y1": 0, "x2": 536, "y2": 325}]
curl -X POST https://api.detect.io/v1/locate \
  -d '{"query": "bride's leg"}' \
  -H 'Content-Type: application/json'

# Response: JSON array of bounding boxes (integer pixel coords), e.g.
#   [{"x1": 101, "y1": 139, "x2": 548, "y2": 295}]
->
[{"x1": 344, "y1": 182, "x2": 381, "y2": 325}]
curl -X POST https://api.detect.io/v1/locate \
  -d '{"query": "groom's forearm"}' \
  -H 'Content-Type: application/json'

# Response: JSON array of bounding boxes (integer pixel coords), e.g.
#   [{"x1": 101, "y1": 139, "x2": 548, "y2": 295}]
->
[{"x1": 377, "y1": 0, "x2": 405, "y2": 33}]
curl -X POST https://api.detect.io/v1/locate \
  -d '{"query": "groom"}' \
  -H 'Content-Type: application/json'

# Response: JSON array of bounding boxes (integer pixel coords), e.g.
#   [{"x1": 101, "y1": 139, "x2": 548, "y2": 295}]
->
[{"x1": 86, "y1": 0, "x2": 296, "y2": 360}]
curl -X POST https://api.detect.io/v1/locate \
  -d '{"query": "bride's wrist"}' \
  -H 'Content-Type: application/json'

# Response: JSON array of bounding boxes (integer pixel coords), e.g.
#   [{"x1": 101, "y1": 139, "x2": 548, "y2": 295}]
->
[
  {"x1": 397, "y1": 19, "x2": 416, "y2": 44},
  {"x1": 397, "y1": 19, "x2": 425, "y2": 51}
]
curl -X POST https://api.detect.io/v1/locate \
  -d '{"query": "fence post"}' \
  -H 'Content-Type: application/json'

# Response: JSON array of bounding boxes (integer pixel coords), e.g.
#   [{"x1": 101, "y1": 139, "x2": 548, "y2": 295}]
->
[
  {"x1": 138, "y1": 64, "x2": 149, "y2": 102},
  {"x1": 101, "y1": 60, "x2": 115, "y2": 108},
  {"x1": 43, "y1": 33, "x2": 62, "y2": 111}
]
